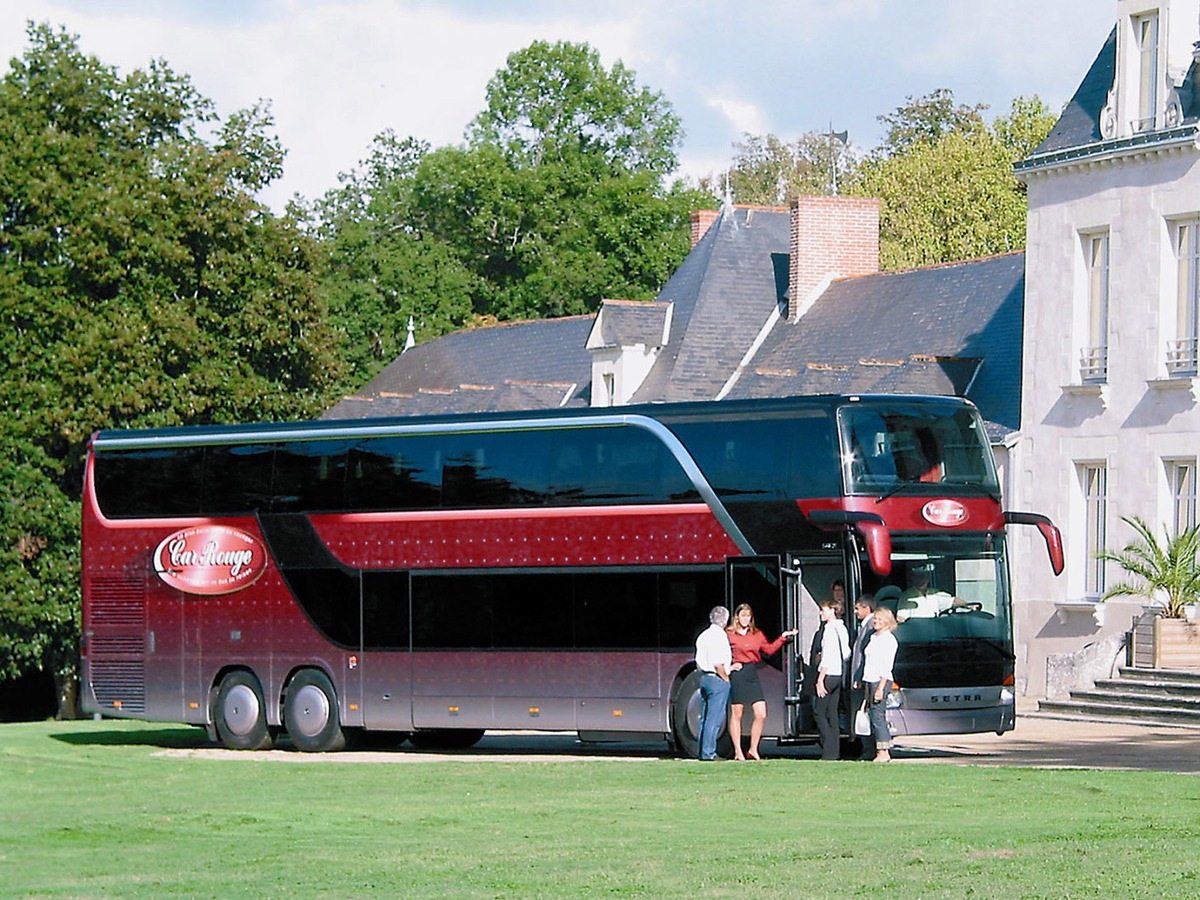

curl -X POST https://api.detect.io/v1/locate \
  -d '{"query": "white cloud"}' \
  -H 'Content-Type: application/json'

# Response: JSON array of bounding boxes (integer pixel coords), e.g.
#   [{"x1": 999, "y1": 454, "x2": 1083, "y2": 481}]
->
[{"x1": 705, "y1": 94, "x2": 768, "y2": 138}]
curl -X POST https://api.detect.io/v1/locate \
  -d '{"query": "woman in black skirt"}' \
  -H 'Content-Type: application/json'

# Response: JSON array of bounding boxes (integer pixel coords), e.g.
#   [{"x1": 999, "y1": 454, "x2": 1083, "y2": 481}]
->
[{"x1": 726, "y1": 603, "x2": 797, "y2": 760}]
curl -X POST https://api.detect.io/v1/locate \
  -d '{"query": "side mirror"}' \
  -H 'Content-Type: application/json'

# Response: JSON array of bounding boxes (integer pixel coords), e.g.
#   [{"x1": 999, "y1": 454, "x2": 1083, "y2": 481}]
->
[
  {"x1": 806, "y1": 510, "x2": 892, "y2": 577},
  {"x1": 1004, "y1": 511, "x2": 1065, "y2": 576}
]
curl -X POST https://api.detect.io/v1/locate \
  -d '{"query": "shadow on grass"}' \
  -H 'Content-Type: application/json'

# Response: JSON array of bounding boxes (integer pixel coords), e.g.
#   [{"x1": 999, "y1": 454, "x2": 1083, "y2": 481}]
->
[{"x1": 49, "y1": 725, "x2": 212, "y2": 750}]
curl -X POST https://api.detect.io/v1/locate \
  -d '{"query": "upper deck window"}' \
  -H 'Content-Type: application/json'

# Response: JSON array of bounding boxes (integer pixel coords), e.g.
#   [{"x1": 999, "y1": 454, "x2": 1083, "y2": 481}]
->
[{"x1": 838, "y1": 401, "x2": 999, "y2": 496}]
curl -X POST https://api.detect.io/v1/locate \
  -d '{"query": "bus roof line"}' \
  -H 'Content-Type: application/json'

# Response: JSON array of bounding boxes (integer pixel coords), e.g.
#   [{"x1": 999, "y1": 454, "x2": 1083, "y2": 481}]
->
[{"x1": 92, "y1": 413, "x2": 757, "y2": 557}]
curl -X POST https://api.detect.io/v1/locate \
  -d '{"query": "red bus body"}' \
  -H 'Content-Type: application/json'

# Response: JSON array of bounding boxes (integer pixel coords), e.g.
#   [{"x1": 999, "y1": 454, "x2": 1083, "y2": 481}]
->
[{"x1": 80, "y1": 395, "x2": 1060, "y2": 753}]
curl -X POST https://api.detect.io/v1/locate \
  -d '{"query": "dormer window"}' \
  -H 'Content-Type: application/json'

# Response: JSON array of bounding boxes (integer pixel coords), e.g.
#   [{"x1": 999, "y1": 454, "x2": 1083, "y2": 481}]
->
[{"x1": 1135, "y1": 11, "x2": 1160, "y2": 131}]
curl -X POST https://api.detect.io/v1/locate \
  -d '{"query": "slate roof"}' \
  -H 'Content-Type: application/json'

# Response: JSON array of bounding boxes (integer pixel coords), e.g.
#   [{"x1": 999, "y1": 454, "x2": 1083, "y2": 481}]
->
[
  {"x1": 631, "y1": 205, "x2": 790, "y2": 403},
  {"x1": 323, "y1": 315, "x2": 594, "y2": 418},
  {"x1": 1022, "y1": 23, "x2": 1200, "y2": 170},
  {"x1": 589, "y1": 299, "x2": 671, "y2": 348},
  {"x1": 326, "y1": 207, "x2": 1027, "y2": 439},
  {"x1": 1029, "y1": 27, "x2": 1115, "y2": 156},
  {"x1": 728, "y1": 252, "x2": 1024, "y2": 434}
]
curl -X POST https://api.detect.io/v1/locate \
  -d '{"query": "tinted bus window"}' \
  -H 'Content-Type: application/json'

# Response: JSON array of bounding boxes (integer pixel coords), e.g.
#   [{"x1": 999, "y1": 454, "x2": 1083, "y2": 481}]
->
[
  {"x1": 362, "y1": 571, "x2": 410, "y2": 650},
  {"x1": 839, "y1": 402, "x2": 998, "y2": 493},
  {"x1": 669, "y1": 411, "x2": 839, "y2": 500},
  {"x1": 658, "y1": 570, "x2": 724, "y2": 649},
  {"x1": 201, "y1": 445, "x2": 275, "y2": 515},
  {"x1": 346, "y1": 436, "x2": 442, "y2": 511},
  {"x1": 272, "y1": 440, "x2": 350, "y2": 513},
  {"x1": 550, "y1": 427, "x2": 697, "y2": 505},
  {"x1": 94, "y1": 447, "x2": 205, "y2": 518},
  {"x1": 412, "y1": 574, "x2": 494, "y2": 649},
  {"x1": 575, "y1": 573, "x2": 658, "y2": 648},
  {"x1": 492, "y1": 573, "x2": 572, "y2": 648},
  {"x1": 441, "y1": 431, "x2": 550, "y2": 508}
]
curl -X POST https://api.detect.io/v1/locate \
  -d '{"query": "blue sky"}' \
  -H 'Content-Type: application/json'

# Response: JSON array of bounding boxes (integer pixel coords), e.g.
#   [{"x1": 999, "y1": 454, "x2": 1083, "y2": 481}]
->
[{"x1": 3, "y1": 1, "x2": 1117, "y2": 210}]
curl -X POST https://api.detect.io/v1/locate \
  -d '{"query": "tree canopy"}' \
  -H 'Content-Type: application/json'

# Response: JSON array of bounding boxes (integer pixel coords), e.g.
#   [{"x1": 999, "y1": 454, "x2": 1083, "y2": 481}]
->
[
  {"x1": 0, "y1": 24, "x2": 342, "y2": 697},
  {"x1": 316, "y1": 39, "x2": 707, "y2": 391}
]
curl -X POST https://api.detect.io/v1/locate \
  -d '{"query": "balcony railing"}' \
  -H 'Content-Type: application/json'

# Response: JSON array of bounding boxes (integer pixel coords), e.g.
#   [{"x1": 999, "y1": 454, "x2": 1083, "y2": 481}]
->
[
  {"x1": 1166, "y1": 338, "x2": 1199, "y2": 375},
  {"x1": 1079, "y1": 345, "x2": 1108, "y2": 382}
]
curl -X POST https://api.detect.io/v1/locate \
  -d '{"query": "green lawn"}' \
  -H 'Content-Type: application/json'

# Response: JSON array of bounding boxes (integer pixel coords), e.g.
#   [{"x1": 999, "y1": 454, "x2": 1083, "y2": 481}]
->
[{"x1": 2, "y1": 720, "x2": 1198, "y2": 897}]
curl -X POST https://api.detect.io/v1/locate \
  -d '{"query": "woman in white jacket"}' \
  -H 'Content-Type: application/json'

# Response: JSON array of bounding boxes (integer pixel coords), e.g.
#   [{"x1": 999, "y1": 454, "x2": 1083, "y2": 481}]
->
[
  {"x1": 862, "y1": 607, "x2": 900, "y2": 762},
  {"x1": 814, "y1": 597, "x2": 851, "y2": 760}
]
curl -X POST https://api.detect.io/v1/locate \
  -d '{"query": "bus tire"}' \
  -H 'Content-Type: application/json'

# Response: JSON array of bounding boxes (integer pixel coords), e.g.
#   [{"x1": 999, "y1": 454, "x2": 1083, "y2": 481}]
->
[
  {"x1": 284, "y1": 669, "x2": 346, "y2": 752},
  {"x1": 409, "y1": 728, "x2": 485, "y2": 750},
  {"x1": 670, "y1": 669, "x2": 732, "y2": 760},
  {"x1": 213, "y1": 671, "x2": 273, "y2": 751}
]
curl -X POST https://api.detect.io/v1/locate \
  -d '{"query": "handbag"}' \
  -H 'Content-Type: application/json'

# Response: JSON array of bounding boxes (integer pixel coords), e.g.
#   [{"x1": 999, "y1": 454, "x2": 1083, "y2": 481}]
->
[{"x1": 854, "y1": 701, "x2": 871, "y2": 736}]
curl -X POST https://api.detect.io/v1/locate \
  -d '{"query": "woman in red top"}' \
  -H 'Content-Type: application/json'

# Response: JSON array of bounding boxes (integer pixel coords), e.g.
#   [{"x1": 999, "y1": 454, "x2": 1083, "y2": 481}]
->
[{"x1": 726, "y1": 603, "x2": 798, "y2": 760}]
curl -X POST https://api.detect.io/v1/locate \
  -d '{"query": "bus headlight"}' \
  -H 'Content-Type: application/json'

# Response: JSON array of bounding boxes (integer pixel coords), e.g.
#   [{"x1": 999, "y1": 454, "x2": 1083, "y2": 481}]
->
[{"x1": 1000, "y1": 688, "x2": 1015, "y2": 706}]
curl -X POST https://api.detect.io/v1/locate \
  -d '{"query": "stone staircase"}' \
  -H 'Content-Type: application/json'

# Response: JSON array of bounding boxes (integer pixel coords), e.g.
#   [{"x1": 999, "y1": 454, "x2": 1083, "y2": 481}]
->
[{"x1": 1035, "y1": 667, "x2": 1200, "y2": 728}]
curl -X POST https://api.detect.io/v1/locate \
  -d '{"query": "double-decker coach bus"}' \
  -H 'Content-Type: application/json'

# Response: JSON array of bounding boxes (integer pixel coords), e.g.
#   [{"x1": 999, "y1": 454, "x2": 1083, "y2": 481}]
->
[{"x1": 80, "y1": 395, "x2": 1063, "y2": 754}]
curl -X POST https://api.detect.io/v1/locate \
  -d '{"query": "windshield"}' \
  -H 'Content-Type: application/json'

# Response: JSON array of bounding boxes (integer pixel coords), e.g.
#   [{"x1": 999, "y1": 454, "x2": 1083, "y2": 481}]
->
[
  {"x1": 838, "y1": 401, "x2": 999, "y2": 496},
  {"x1": 859, "y1": 533, "x2": 1012, "y2": 688}
]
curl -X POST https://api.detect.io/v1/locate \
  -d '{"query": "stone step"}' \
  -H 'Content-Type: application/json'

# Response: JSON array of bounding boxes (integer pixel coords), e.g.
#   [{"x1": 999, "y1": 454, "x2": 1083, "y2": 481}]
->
[
  {"x1": 1036, "y1": 697, "x2": 1200, "y2": 728},
  {"x1": 1116, "y1": 666, "x2": 1200, "y2": 687},
  {"x1": 1092, "y1": 679, "x2": 1200, "y2": 700},
  {"x1": 1072, "y1": 688, "x2": 1200, "y2": 708}
]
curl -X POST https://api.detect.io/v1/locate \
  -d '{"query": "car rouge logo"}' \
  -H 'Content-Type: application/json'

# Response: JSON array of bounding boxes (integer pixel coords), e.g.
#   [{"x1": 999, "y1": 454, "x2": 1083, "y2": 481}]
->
[
  {"x1": 921, "y1": 499, "x2": 968, "y2": 527},
  {"x1": 153, "y1": 525, "x2": 268, "y2": 595}
]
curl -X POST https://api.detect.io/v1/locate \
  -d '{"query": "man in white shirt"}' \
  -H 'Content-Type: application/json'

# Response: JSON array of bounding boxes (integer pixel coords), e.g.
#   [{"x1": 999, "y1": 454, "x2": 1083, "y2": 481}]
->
[{"x1": 694, "y1": 605, "x2": 732, "y2": 760}]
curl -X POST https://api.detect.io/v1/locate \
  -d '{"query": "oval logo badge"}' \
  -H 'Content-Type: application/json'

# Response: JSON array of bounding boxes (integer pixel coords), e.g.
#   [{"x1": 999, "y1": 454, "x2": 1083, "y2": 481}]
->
[
  {"x1": 922, "y1": 499, "x2": 968, "y2": 527},
  {"x1": 153, "y1": 525, "x2": 268, "y2": 595}
]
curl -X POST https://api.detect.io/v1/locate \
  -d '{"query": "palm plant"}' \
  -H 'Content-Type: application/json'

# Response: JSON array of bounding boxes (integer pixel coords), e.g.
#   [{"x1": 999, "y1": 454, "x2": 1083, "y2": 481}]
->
[{"x1": 1098, "y1": 516, "x2": 1200, "y2": 618}]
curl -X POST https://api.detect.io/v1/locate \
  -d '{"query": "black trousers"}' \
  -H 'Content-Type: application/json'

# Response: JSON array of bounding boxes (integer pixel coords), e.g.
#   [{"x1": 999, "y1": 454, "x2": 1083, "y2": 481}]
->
[
  {"x1": 814, "y1": 675, "x2": 842, "y2": 760},
  {"x1": 852, "y1": 683, "x2": 877, "y2": 759}
]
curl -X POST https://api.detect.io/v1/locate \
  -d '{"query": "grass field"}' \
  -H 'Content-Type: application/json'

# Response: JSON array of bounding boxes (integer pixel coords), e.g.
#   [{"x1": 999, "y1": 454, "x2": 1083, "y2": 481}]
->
[{"x1": 2, "y1": 719, "x2": 1199, "y2": 897}]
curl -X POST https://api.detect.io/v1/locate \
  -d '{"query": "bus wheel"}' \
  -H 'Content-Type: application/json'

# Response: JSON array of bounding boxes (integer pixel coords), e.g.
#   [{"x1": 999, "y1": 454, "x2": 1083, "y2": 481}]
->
[
  {"x1": 669, "y1": 670, "x2": 732, "y2": 760},
  {"x1": 213, "y1": 671, "x2": 273, "y2": 751},
  {"x1": 284, "y1": 669, "x2": 346, "y2": 752},
  {"x1": 409, "y1": 728, "x2": 485, "y2": 750}
]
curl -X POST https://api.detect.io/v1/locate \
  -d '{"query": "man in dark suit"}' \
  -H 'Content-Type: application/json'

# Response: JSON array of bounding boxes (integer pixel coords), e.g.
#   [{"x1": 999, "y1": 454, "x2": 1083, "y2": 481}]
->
[{"x1": 849, "y1": 592, "x2": 878, "y2": 760}]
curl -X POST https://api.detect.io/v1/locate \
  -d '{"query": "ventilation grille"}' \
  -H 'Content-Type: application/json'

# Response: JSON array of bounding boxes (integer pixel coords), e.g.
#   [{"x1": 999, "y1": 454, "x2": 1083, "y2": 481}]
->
[
  {"x1": 86, "y1": 576, "x2": 147, "y2": 713},
  {"x1": 90, "y1": 661, "x2": 146, "y2": 714}
]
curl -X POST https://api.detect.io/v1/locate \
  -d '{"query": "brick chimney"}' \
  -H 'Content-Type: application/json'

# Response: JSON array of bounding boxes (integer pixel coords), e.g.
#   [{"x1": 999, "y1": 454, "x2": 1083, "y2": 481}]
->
[
  {"x1": 789, "y1": 196, "x2": 880, "y2": 321},
  {"x1": 690, "y1": 209, "x2": 720, "y2": 247}
]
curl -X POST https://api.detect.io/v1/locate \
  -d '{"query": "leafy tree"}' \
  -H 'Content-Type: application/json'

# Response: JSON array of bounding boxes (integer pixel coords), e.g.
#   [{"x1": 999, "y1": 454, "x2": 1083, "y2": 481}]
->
[
  {"x1": 712, "y1": 131, "x2": 859, "y2": 206},
  {"x1": 876, "y1": 87, "x2": 987, "y2": 157},
  {"x1": 317, "y1": 39, "x2": 707, "y2": 371},
  {"x1": 0, "y1": 24, "x2": 343, "y2": 710},
  {"x1": 313, "y1": 132, "x2": 478, "y2": 387},
  {"x1": 847, "y1": 95, "x2": 1055, "y2": 269},
  {"x1": 467, "y1": 40, "x2": 682, "y2": 175}
]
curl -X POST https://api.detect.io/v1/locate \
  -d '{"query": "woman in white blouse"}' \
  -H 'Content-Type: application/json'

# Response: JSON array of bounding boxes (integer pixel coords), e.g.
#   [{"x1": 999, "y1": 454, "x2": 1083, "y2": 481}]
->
[
  {"x1": 861, "y1": 607, "x2": 899, "y2": 762},
  {"x1": 814, "y1": 597, "x2": 851, "y2": 760}
]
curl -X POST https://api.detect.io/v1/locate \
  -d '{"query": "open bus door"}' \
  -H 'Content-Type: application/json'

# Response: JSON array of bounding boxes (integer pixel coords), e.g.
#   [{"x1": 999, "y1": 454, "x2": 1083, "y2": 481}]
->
[{"x1": 779, "y1": 554, "x2": 849, "y2": 743}]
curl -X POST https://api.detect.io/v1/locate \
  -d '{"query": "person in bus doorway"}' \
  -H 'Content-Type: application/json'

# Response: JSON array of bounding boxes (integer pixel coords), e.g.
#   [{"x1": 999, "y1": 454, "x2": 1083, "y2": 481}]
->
[
  {"x1": 814, "y1": 597, "x2": 851, "y2": 760},
  {"x1": 726, "y1": 603, "x2": 798, "y2": 761},
  {"x1": 862, "y1": 607, "x2": 900, "y2": 763},
  {"x1": 694, "y1": 606, "x2": 733, "y2": 761},
  {"x1": 849, "y1": 593, "x2": 878, "y2": 760}
]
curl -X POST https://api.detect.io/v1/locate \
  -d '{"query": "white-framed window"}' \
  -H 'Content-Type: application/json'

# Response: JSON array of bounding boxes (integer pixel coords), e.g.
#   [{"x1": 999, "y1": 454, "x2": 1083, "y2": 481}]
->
[
  {"x1": 1080, "y1": 231, "x2": 1109, "y2": 382},
  {"x1": 1167, "y1": 458, "x2": 1197, "y2": 535},
  {"x1": 1081, "y1": 464, "x2": 1108, "y2": 597},
  {"x1": 1170, "y1": 217, "x2": 1200, "y2": 374},
  {"x1": 1135, "y1": 11, "x2": 1160, "y2": 132}
]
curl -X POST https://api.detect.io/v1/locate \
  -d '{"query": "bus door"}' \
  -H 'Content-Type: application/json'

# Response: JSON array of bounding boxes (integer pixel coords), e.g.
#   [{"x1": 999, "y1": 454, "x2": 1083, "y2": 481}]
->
[
  {"x1": 785, "y1": 556, "x2": 846, "y2": 738},
  {"x1": 725, "y1": 556, "x2": 786, "y2": 739},
  {"x1": 359, "y1": 570, "x2": 414, "y2": 732}
]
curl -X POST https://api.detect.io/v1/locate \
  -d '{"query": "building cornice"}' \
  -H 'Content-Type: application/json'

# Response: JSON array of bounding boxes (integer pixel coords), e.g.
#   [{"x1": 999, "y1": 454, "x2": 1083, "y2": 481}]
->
[{"x1": 1015, "y1": 124, "x2": 1200, "y2": 182}]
